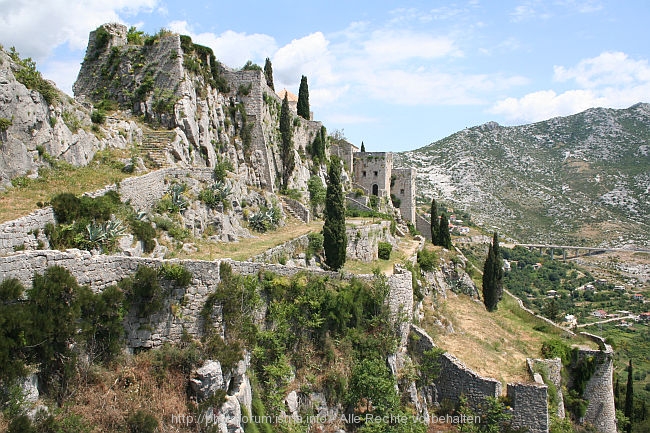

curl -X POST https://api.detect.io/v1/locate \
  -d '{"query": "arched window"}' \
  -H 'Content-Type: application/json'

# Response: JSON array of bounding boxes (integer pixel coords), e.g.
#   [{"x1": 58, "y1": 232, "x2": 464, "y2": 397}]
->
[{"x1": 372, "y1": 184, "x2": 379, "y2": 196}]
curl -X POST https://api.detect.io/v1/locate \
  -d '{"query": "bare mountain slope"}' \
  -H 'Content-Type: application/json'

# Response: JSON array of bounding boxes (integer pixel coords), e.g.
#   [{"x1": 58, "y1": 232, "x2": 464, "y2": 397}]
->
[{"x1": 397, "y1": 103, "x2": 650, "y2": 247}]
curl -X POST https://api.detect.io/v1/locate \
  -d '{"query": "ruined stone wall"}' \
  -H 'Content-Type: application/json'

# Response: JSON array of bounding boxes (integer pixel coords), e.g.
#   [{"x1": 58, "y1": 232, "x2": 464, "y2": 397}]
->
[
  {"x1": 528, "y1": 358, "x2": 565, "y2": 419},
  {"x1": 415, "y1": 214, "x2": 432, "y2": 241},
  {"x1": 576, "y1": 333, "x2": 616, "y2": 433},
  {"x1": 330, "y1": 141, "x2": 357, "y2": 172},
  {"x1": 0, "y1": 250, "x2": 412, "y2": 349},
  {"x1": 0, "y1": 208, "x2": 54, "y2": 255},
  {"x1": 506, "y1": 383, "x2": 549, "y2": 433},
  {"x1": 346, "y1": 221, "x2": 394, "y2": 262},
  {"x1": 353, "y1": 152, "x2": 392, "y2": 198},
  {"x1": 391, "y1": 167, "x2": 416, "y2": 223},
  {"x1": 408, "y1": 325, "x2": 502, "y2": 408}
]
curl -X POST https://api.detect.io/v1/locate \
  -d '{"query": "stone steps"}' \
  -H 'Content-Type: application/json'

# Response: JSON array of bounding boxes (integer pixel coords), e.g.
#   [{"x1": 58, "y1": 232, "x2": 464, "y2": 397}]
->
[{"x1": 140, "y1": 130, "x2": 176, "y2": 168}]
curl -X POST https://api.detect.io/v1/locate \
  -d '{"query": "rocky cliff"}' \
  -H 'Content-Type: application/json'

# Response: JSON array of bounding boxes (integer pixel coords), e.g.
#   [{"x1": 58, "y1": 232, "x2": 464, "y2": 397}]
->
[
  {"x1": 0, "y1": 46, "x2": 134, "y2": 188},
  {"x1": 73, "y1": 23, "x2": 324, "y2": 195}
]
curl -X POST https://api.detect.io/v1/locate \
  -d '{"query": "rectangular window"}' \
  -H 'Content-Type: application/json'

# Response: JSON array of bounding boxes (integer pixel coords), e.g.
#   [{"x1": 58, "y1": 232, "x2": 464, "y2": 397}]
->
[
  {"x1": 362, "y1": 171, "x2": 367, "y2": 177},
  {"x1": 400, "y1": 189, "x2": 405, "y2": 195},
  {"x1": 374, "y1": 171, "x2": 378, "y2": 176}
]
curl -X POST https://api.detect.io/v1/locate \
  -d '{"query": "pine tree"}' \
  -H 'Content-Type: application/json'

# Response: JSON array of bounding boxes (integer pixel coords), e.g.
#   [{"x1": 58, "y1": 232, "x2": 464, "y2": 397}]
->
[
  {"x1": 280, "y1": 93, "x2": 294, "y2": 190},
  {"x1": 263, "y1": 57, "x2": 274, "y2": 90},
  {"x1": 437, "y1": 212, "x2": 452, "y2": 249},
  {"x1": 323, "y1": 156, "x2": 347, "y2": 270},
  {"x1": 625, "y1": 359, "x2": 634, "y2": 433},
  {"x1": 483, "y1": 232, "x2": 504, "y2": 312},
  {"x1": 430, "y1": 198, "x2": 439, "y2": 245},
  {"x1": 360, "y1": 141, "x2": 366, "y2": 152},
  {"x1": 297, "y1": 75, "x2": 310, "y2": 119}
]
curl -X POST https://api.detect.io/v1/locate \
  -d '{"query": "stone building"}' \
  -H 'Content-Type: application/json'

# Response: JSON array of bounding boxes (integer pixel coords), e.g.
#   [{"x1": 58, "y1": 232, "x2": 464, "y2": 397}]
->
[{"x1": 351, "y1": 151, "x2": 417, "y2": 224}]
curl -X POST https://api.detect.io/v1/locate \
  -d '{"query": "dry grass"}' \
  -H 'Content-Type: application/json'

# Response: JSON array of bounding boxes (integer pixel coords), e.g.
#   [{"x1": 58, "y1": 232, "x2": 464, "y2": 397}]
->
[
  {"x1": 173, "y1": 218, "x2": 324, "y2": 261},
  {"x1": 65, "y1": 353, "x2": 194, "y2": 432},
  {"x1": 0, "y1": 150, "x2": 136, "y2": 224},
  {"x1": 421, "y1": 290, "x2": 595, "y2": 386}
]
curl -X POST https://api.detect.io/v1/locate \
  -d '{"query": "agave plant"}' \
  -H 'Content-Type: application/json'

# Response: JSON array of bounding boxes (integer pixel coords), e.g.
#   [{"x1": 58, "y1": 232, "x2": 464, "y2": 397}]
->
[
  {"x1": 103, "y1": 219, "x2": 126, "y2": 240},
  {"x1": 85, "y1": 222, "x2": 107, "y2": 249},
  {"x1": 170, "y1": 184, "x2": 188, "y2": 212}
]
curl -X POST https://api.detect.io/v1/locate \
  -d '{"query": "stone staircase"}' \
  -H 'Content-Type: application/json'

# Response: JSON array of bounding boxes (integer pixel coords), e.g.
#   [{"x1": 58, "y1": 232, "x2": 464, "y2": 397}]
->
[
  {"x1": 140, "y1": 130, "x2": 176, "y2": 168},
  {"x1": 280, "y1": 197, "x2": 300, "y2": 220}
]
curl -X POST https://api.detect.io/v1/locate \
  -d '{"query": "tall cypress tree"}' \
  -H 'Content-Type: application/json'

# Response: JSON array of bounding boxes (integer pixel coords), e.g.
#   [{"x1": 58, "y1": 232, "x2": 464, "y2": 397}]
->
[
  {"x1": 264, "y1": 57, "x2": 274, "y2": 90},
  {"x1": 297, "y1": 75, "x2": 310, "y2": 119},
  {"x1": 430, "y1": 198, "x2": 439, "y2": 245},
  {"x1": 323, "y1": 156, "x2": 347, "y2": 270},
  {"x1": 437, "y1": 212, "x2": 452, "y2": 249},
  {"x1": 280, "y1": 93, "x2": 294, "y2": 190},
  {"x1": 625, "y1": 359, "x2": 634, "y2": 433},
  {"x1": 360, "y1": 141, "x2": 366, "y2": 152},
  {"x1": 483, "y1": 232, "x2": 504, "y2": 312}
]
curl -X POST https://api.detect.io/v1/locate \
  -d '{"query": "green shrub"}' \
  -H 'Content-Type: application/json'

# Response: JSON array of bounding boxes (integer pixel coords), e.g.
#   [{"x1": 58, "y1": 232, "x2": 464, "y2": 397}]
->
[
  {"x1": 121, "y1": 266, "x2": 166, "y2": 317},
  {"x1": 214, "y1": 159, "x2": 234, "y2": 182},
  {"x1": 307, "y1": 232, "x2": 324, "y2": 259},
  {"x1": 378, "y1": 241, "x2": 392, "y2": 260},
  {"x1": 0, "y1": 117, "x2": 12, "y2": 132},
  {"x1": 159, "y1": 263, "x2": 192, "y2": 288},
  {"x1": 417, "y1": 248, "x2": 437, "y2": 272},
  {"x1": 90, "y1": 109, "x2": 106, "y2": 124},
  {"x1": 130, "y1": 219, "x2": 156, "y2": 253},
  {"x1": 369, "y1": 195, "x2": 379, "y2": 210},
  {"x1": 127, "y1": 410, "x2": 158, "y2": 433}
]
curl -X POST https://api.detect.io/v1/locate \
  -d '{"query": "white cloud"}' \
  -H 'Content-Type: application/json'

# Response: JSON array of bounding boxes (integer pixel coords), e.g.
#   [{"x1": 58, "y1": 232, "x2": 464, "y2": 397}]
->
[
  {"x1": 273, "y1": 32, "x2": 332, "y2": 85},
  {"x1": 554, "y1": 51, "x2": 650, "y2": 88},
  {"x1": 41, "y1": 60, "x2": 82, "y2": 96},
  {"x1": 490, "y1": 51, "x2": 650, "y2": 122},
  {"x1": 490, "y1": 89, "x2": 606, "y2": 122},
  {"x1": 167, "y1": 20, "x2": 277, "y2": 70},
  {"x1": 0, "y1": 0, "x2": 158, "y2": 60}
]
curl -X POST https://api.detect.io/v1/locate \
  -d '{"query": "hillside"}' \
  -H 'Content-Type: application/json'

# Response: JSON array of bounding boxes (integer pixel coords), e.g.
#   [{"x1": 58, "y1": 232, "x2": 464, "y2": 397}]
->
[{"x1": 397, "y1": 104, "x2": 650, "y2": 247}]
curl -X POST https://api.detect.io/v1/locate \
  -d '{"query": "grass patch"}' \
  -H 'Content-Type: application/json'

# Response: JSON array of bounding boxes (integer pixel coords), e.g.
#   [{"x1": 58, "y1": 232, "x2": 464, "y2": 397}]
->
[
  {"x1": 422, "y1": 290, "x2": 595, "y2": 385},
  {"x1": 0, "y1": 149, "x2": 140, "y2": 224},
  {"x1": 173, "y1": 220, "x2": 324, "y2": 261}
]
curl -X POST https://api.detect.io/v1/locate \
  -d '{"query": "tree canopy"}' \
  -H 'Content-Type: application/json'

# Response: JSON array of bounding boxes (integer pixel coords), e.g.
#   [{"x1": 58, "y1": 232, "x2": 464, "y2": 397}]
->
[{"x1": 483, "y1": 232, "x2": 504, "y2": 312}]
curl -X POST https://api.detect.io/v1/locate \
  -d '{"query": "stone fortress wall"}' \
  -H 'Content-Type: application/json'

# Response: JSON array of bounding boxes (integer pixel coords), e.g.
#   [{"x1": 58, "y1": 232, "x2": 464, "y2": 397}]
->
[
  {"x1": 0, "y1": 249, "x2": 413, "y2": 350},
  {"x1": 392, "y1": 167, "x2": 416, "y2": 223}
]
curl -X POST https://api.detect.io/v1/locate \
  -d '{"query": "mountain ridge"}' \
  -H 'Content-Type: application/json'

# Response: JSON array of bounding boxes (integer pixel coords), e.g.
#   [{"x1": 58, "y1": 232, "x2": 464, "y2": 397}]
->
[{"x1": 396, "y1": 103, "x2": 650, "y2": 247}]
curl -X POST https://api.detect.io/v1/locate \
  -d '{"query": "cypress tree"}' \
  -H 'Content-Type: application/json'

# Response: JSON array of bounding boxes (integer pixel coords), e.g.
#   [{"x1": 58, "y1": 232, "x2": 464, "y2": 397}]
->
[
  {"x1": 360, "y1": 141, "x2": 366, "y2": 152},
  {"x1": 430, "y1": 198, "x2": 439, "y2": 245},
  {"x1": 437, "y1": 212, "x2": 452, "y2": 249},
  {"x1": 297, "y1": 75, "x2": 310, "y2": 119},
  {"x1": 483, "y1": 232, "x2": 504, "y2": 312},
  {"x1": 323, "y1": 156, "x2": 347, "y2": 270},
  {"x1": 264, "y1": 57, "x2": 274, "y2": 90},
  {"x1": 625, "y1": 359, "x2": 634, "y2": 433},
  {"x1": 280, "y1": 93, "x2": 294, "y2": 190}
]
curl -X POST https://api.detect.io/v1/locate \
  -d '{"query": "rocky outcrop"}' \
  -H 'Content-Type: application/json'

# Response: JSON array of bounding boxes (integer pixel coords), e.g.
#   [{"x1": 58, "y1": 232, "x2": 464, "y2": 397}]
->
[{"x1": 0, "y1": 47, "x2": 132, "y2": 188}]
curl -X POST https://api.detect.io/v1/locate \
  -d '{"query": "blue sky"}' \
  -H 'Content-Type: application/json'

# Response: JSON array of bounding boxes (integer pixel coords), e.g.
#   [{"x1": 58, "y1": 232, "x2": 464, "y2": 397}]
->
[{"x1": 1, "y1": 0, "x2": 649, "y2": 152}]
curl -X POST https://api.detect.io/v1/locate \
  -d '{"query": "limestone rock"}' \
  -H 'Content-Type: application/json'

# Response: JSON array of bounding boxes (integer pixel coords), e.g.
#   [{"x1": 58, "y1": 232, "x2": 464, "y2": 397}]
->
[{"x1": 190, "y1": 360, "x2": 225, "y2": 402}]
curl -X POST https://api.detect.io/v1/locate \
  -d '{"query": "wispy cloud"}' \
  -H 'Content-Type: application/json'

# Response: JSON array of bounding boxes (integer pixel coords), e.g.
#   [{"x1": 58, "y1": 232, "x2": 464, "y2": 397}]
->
[
  {"x1": 490, "y1": 51, "x2": 650, "y2": 122},
  {"x1": 0, "y1": 0, "x2": 159, "y2": 60}
]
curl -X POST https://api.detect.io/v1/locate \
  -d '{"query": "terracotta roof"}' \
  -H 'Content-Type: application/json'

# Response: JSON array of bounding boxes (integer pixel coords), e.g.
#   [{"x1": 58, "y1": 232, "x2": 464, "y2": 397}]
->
[{"x1": 277, "y1": 88, "x2": 298, "y2": 102}]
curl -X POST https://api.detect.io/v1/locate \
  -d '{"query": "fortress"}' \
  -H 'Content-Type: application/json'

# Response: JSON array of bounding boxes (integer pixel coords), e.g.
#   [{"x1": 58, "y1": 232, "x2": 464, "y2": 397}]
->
[{"x1": 0, "y1": 23, "x2": 617, "y2": 433}]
